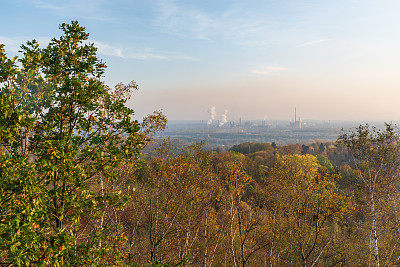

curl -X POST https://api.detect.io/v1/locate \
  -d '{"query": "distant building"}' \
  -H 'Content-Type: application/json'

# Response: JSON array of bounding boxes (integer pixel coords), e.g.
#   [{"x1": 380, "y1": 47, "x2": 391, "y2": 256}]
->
[{"x1": 290, "y1": 108, "x2": 302, "y2": 129}]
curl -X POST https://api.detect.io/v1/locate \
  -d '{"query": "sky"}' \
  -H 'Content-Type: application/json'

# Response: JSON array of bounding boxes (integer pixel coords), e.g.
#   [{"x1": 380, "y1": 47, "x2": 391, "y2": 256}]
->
[{"x1": 2, "y1": 0, "x2": 400, "y2": 122}]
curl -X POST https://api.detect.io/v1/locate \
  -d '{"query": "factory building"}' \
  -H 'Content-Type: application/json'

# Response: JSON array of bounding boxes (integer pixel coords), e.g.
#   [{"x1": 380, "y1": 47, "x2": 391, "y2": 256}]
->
[{"x1": 290, "y1": 108, "x2": 302, "y2": 129}]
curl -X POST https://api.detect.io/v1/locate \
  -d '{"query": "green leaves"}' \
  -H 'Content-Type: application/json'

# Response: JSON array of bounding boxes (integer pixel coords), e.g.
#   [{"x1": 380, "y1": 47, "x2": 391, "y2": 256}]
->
[
  {"x1": 0, "y1": 151, "x2": 48, "y2": 266},
  {"x1": 0, "y1": 21, "x2": 154, "y2": 265}
]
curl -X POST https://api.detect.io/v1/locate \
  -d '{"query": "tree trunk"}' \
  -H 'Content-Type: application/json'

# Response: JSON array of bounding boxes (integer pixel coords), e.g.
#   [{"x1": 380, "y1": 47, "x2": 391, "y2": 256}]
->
[{"x1": 371, "y1": 192, "x2": 379, "y2": 267}]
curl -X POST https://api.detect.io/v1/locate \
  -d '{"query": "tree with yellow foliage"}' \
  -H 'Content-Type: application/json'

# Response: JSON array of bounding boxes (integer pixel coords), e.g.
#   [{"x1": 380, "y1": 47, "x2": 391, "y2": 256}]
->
[
  {"x1": 339, "y1": 124, "x2": 400, "y2": 266},
  {"x1": 265, "y1": 154, "x2": 351, "y2": 266}
]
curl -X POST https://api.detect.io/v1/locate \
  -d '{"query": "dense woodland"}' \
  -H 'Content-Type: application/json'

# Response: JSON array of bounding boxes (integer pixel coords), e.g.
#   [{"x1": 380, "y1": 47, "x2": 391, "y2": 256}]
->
[{"x1": 2, "y1": 22, "x2": 400, "y2": 266}]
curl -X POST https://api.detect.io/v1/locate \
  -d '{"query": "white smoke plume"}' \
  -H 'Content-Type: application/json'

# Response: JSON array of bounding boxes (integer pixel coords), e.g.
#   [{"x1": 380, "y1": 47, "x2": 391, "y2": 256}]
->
[
  {"x1": 207, "y1": 106, "x2": 216, "y2": 125},
  {"x1": 219, "y1": 109, "x2": 229, "y2": 127},
  {"x1": 263, "y1": 115, "x2": 268, "y2": 121}
]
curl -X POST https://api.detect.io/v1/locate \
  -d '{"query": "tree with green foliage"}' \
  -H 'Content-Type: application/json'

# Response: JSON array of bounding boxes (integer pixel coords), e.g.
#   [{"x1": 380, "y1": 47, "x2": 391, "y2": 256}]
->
[
  {"x1": 317, "y1": 155, "x2": 334, "y2": 174},
  {"x1": 229, "y1": 142, "x2": 274, "y2": 155},
  {"x1": 0, "y1": 40, "x2": 50, "y2": 266},
  {"x1": 0, "y1": 21, "x2": 160, "y2": 266}
]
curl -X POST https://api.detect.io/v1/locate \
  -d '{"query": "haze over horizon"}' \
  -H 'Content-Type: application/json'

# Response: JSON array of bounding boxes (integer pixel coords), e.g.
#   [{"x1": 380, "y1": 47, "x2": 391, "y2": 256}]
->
[{"x1": 2, "y1": 0, "x2": 400, "y2": 121}]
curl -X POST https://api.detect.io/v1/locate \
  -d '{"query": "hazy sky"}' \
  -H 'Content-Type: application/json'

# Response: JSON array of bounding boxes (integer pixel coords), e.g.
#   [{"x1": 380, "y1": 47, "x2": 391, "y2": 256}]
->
[{"x1": 2, "y1": 0, "x2": 400, "y2": 121}]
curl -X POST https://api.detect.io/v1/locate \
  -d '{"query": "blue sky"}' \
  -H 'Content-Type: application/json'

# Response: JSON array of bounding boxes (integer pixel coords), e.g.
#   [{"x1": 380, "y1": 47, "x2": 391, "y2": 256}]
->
[{"x1": 2, "y1": 0, "x2": 400, "y2": 121}]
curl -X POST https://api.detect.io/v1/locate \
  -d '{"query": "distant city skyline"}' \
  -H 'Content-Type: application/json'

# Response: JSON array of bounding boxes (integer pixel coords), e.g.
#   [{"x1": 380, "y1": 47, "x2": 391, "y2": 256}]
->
[{"x1": 2, "y1": 0, "x2": 400, "y2": 121}]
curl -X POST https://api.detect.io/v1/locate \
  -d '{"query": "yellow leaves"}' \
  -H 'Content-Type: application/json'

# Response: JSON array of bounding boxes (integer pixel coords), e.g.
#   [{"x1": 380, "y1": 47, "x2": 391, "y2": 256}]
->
[
  {"x1": 218, "y1": 160, "x2": 252, "y2": 191},
  {"x1": 316, "y1": 175, "x2": 354, "y2": 220},
  {"x1": 46, "y1": 149, "x2": 56, "y2": 156},
  {"x1": 277, "y1": 154, "x2": 319, "y2": 178},
  {"x1": 266, "y1": 153, "x2": 351, "y2": 223},
  {"x1": 55, "y1": 243, "x2": 66, "y2": 252}
]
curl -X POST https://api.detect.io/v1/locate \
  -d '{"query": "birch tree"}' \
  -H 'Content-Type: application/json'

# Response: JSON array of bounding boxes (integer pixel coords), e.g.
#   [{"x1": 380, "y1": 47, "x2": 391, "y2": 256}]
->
[{"x1": 338, "y1": 124, "x2": 400, "y2": 266}]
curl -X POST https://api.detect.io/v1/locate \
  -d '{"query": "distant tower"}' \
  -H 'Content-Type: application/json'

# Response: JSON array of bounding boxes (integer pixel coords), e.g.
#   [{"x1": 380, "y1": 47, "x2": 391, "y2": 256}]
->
[{"x1": 292, "y1": 107, "x2": 302, "y2": 129}]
